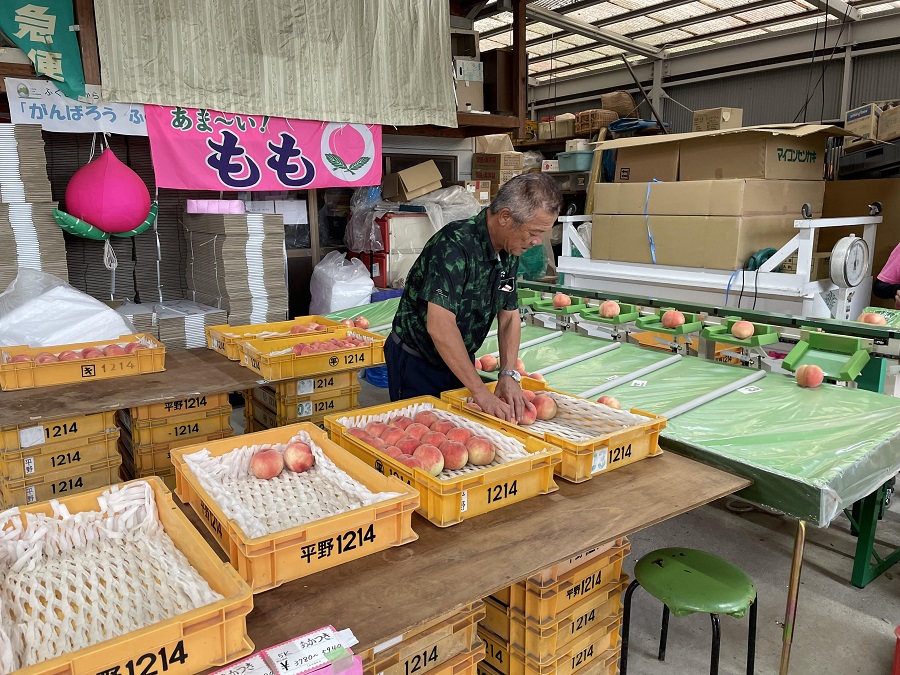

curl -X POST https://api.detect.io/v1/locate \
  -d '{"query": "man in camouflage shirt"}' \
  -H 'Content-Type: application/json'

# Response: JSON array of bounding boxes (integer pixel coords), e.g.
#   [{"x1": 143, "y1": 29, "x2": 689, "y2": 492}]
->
[{"x1": 387, "y1": 173, "x2": 562, "y2": 423}]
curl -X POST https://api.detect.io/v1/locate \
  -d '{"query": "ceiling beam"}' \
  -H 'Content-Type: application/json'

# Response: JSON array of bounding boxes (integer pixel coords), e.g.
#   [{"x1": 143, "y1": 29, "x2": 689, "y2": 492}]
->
[
  {"x1": 804, "y1": 0, "x2": 860, "y2": 21},
  {"x1": 524, "y1": 3, "x2": 663, "y2": 59},
  {"x1": 480, "y1": 0, "x2": 610, "y2": 38},
  {"x1": 528, "y1": 0, "x2": 803, "y2": 65}
]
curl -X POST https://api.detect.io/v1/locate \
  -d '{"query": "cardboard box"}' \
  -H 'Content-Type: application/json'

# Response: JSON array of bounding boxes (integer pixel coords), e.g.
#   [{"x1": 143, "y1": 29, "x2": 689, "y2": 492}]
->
[
  {"x1": 465, "y1": 180, "x2": 492, "y2": 205},
  {"x1": 600, "y1": 124, "x2": 843, "y2": 183},
  {"x1": 538, "y1": 118, "x2": 575, "y2": 139},
  {"x1": 381, "y1": 160, "x2": 443, "y2": 202},
  {"x1": 454, "y1": 57, "x2": 483, "y2": 82},
  {"x1": 613, "y1": 144, "x2": 679, "y2": 182},
  {"x1": 844, "y1": 103, "x2": 882, "y2": 151},
  {"x1": 455, "y1": 80, "x2": 484, "y2": 112},
  {"x1": 473, "y1": 152, "x2": 524, "y2": 171},
  {"x1": 780, "y1": 252, "x2": 831, "y2": 279},
  {"x1": 593, "y1": 179, "x2": 825, "y2": 217},
  {"x1": 692, "y1": 107, "x2": 743, "y2": 132},
  {"x1": 878, "y1": 105, "x2": 900, "y2": 142},
  {"x1": 591, "y1": 213, "x2": 798, "y2": 270},
  {"x1": 472, "y1": 168, "x2": 521, "y2": 194}
]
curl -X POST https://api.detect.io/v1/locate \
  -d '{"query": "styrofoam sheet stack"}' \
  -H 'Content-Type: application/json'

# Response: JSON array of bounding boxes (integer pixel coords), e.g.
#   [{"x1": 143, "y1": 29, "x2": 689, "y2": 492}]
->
[
  {"x1": 182, "y1": 213, "x2": 287, "y2": 325},
  {"x1": 155, "y1": 299, "x2": 228, "y2": 349},
  {"x1": 0, "y1": 125, "x2": 68, "y2": 291}
]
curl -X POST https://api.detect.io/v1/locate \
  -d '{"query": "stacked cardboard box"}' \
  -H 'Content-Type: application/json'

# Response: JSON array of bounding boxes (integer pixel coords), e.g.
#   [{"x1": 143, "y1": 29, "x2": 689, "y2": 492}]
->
[
  {"x1": 0, "y1": 124, "x2": 68, "y2": 291},
  {"x1": 844, "y1": 101, "x2": 900, "y2": 152},
  {"x1": 472, "y1": 152, "x2": 523, "y2": 196},
  {"x1": 478, "y1": 539, "x2": 630, "y2": 675},
  {"x1": 117, "y1": 394, "x2": 233, "y2": 490},
  {"x1": 591, "y1": 125, "x2": 841, "y2": 270}
]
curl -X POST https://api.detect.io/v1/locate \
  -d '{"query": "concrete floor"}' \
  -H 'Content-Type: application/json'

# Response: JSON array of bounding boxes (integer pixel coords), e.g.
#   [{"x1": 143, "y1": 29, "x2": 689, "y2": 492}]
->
[{"x1": 239, "y1": 377, "x2": 900, "y2": 674}]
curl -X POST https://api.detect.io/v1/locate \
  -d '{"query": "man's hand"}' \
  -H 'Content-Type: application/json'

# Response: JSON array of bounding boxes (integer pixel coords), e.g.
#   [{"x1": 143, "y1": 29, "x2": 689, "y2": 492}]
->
[
  {"x1": 495, "y1": 375, "x2": 535, "y2": 423},
  {"x1": 473, "y1": 390, "x2": 515, "y2": 422}
]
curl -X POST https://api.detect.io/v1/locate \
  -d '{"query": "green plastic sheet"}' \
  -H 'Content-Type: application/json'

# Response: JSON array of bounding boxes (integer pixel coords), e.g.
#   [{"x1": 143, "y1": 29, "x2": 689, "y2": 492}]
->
[
  {"x1": 327, "y1": 298, "x2": 400, "y2": 332},
  {"x1": 664, "y1": 376, "x2": 900, "y2": 526},
  {"x1": 543, "y1": 343, "x2": 671, "y2": 394},
  {"x1": 605, "y1": 359, "x2": 752, "y2": 415},
  {"x1": 476, "y1": 325, "x2": 554, "y2": 359}
]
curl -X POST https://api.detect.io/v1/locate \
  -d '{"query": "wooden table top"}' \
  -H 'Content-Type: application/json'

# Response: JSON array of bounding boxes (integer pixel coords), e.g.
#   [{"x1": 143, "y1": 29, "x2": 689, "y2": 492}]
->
[{"x1": 182, "y1": 451, "x2": 750, "y2": 657}]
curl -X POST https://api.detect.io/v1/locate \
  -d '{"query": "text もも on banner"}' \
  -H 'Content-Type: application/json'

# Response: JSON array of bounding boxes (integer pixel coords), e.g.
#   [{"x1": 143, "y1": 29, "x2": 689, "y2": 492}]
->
[
  {"x1": 6, "y1": 77, "x2": 147, "y2": 135},
  {"x1": 0, "y1": 2, "x2": 86, "y2": 99},
  {"x1": 145, "y1": 105, "x2": 382, "y2": 191}
]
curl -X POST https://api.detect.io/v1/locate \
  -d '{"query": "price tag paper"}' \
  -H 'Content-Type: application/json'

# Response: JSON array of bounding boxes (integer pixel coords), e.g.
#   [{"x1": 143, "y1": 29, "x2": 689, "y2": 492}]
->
[
  {"x1": 18, "y1": 426, "x2": 45, "y2": 448},
  {"x1": 591, "y1": 449, "x2": 608, "y2": 474}
]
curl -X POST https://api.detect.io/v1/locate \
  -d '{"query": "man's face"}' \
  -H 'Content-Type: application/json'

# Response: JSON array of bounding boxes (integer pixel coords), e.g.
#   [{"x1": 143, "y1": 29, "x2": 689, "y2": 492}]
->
[{"x1": 498, "y1": 208, "x2": 557, "y2": 256}]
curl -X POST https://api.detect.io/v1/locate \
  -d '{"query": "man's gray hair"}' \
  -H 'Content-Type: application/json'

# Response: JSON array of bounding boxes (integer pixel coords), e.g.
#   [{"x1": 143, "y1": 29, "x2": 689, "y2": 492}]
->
[{"x1": 489, "y1": 173, "x2": 563, "y2": 226}]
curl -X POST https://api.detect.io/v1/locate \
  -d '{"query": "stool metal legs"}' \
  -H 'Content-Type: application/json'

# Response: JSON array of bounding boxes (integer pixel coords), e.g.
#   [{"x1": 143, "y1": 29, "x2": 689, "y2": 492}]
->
[
  {"x1": 620, "y1": 580, "x2": 758, "y2": 675},
  {"x1": 659, "y1": 605, "x2": 670, "y2": 661},
  {"x1": 710, "y1": 614, "x2": 721, "y2": 675}
]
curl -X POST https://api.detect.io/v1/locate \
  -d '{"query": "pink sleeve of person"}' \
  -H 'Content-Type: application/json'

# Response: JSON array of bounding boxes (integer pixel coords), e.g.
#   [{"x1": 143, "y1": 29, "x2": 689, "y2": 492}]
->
[{"x1": 877, "y1": 242, "x2": 900, "y2": 285}]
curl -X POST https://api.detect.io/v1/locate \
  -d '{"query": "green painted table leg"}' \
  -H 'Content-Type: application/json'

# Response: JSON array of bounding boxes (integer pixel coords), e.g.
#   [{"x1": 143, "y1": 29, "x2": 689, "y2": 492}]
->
[
  {"x1": 850, "y1": 484, "x2": 900, "y2": 588},
  {"x1": 856, "y1": 357, "x2": 887, "y2": 393}
]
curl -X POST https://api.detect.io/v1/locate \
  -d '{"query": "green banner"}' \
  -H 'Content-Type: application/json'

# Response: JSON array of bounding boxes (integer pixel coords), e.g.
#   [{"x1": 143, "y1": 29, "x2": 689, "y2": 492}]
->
[{"x1": 0, "y1": 1, "x2": 85, "y2": 99}]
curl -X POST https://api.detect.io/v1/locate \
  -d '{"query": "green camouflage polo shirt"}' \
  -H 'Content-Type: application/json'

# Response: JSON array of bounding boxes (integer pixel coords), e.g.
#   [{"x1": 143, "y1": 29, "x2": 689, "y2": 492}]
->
[{"x1": 393, "y1": 209, "x2": 518, "y2": 365}]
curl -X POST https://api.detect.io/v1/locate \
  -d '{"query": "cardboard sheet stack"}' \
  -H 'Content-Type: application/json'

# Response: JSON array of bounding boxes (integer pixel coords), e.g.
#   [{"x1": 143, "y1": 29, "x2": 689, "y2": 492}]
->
[
  {"x1": 116, "y1": 300, "x2": 227, "y2": 349},
  {"x1": 0, "y1": 124, "x2": 69, "y2": 291},
  {"x1": 182, "y1": 212, "x2": 288, "y2": 325}
]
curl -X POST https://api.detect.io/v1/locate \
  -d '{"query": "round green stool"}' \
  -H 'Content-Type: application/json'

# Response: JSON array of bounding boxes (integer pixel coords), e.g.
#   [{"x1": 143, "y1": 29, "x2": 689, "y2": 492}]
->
[{"x1": 620, "y1": 548, "x2": 758, "y2": 675}]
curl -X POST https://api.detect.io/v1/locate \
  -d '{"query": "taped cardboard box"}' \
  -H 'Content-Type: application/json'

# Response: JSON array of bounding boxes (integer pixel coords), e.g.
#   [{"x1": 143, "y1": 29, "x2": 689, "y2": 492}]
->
[
  {"x1": 472, "y1": 168, "x2": 521, "y2": 194},
  {"x1": 472, "y1": 152, "x2": 524, "y2": 171},
  {"x1": 465, "y1": 180, "x2": 492, "y2": 205},
  {"x1": 593, "y1": 179, "x2": 824, "y2": 217},
  {"x1": 599, "y1": 124, "x2": 844, "y2": 183},
  {"x1": 844, "y1": 103, "x2": 882, "y2": 152},
  {"x1": 591, "y1": 213, "x2": 798, "y2": 270},
  {"x1": 692, "y1": 107, "x2": 743, "y2": 132},
  {"x1": 878, "y1": 105, "x2": 900, "y2": 142},
  {"x1": 381, "y1": 161, "x2": 443, "y2": 202}
]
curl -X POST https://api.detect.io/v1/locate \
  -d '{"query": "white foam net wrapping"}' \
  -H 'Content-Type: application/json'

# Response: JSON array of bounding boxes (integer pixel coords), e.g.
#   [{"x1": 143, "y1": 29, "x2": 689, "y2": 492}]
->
[
  {"x1": 465, "y1": 391, "x2": 654, "y2": 443},
  {"x1": 0, "y1": 481, "x2": 222, "y2": 675},
  {"x1": 334, "y1": 402, "x2": 547, "y2": 480},
  {"x1": 182, "y1": 430, "x2": 402, "y2": 540}
]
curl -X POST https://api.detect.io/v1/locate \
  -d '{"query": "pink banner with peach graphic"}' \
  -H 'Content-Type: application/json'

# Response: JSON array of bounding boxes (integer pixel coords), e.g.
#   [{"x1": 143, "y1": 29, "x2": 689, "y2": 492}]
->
[{"x1": 146, "y1": 105, "x2": 381, "y2": 191}]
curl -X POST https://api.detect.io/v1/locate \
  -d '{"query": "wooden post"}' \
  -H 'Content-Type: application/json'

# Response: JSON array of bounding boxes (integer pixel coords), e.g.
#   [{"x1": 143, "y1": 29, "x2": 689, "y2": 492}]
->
[
  {"x1": 73, "y1": 0, "x2": 101, "y2": 85},
  {"x1": 512, "y1": 0, "x2": 527, "y2": 138}
]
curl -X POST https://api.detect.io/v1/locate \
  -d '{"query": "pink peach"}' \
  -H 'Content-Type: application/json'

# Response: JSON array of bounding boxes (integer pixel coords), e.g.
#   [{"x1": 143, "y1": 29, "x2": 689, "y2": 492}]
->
[
  {"x1": 57, "y1": 350, "x2": 80, "y2": 361},
  {"x1": 390, "y1": 415, "x2": 413, "y2": 430},
  {"x1": 430, "y1": 419, "x2": 456, "y2": 435},
  {"x1": 731, "y1": 320, "x2": 755, "y2": 340},
  {"x1": 518, "y1": 407, "x2": 537, "y2": 425},
  {"x1": 466, "y1": 436, "x2": 496, "y2": 465},
  {"x1": 34, "y1": 352, "x2": 58, "y2": 364},
  {"x1": 553, "y1": 293, "x2": 571, "y2": 308},
  {"x1": 439, "y1": 440, "x2": 468, "y2": 470},
  {"x1": 599, "y1": 300, "x2": 620, "y2": 318},
  {"x1": 413, "y1": 411, "x2": 439, "y2": 427},
  {"x1": 104, "y1": 344, "x2": 126, "y2": 357},
  {"x1": 474, "y1": 357, "x2": 482, "y2": 370},
  {"x1": 396, "y1": 454, "x2": 424, "y2": 470},
  {"x1": 396, "y1": 437, "x2": 422, "y2": 455},
  {"x1": 406, "y1": 423, "x2": 431, "y2": 439},
  {"x1": 446, "y1": 427, "x2": 472, "y2": 444},
  {"x1": 522, "y1": 390, "x2": 536, "y2": 403},
  {"x1": 123, "y1": 342, "x2": 146, "y2": 354},
  {"x1": 479, "y1": 354, "x2": 498, "y2": 372},
  {"x1": 661, "y1": 310, "x2": 685, "y2": 329},
  {"x1": 858, "y1": 312, "x2": 887, "y2": 326},
  {"x1": 597, "y1": 396, "x2": 621, "y2": 409},
  {"x1": 381, "y1": 427, "x2": 406, "y2": 446},
  {"x1": 421, "y1": 431, "x2": 447, "y2": 448},
  {"x1": 532, "y1": 394, "x2": 558, "y2": 421},
  {"x1": 383, "y1": 446, "x2": 404, "y2": 458},
  {"x1": 347, "y1": 427, "x2": 370, "y2": 441},
  {"x1": 250, "y1": 448, "x2": 284, "y2": 479},
  {"x1": 413, "y1": 444, "x2": 444, "y2": 476},
  {"x1": 368, "y1": 437, "x2": 387, "y2": 449},
  {"x1": 795, "y1": 364, "x2": 824, "y2": 388},
  {"x1": 354, "y1": 316, "x2": 370, "y2": 329},
  {"x1": 82, "y1": 349, "x2": 104, "y2": 359},
  {"x1": 340, "y1": 319, "x2": 355, "y2": 328},
  {"x1": 10, "y1": 354, "x2": 32, "y2": 363},
  {"x1": 365, "y1": 422, "x2": 389, "y2": 438},
  {"x1": 290, "y1": 324, "x2": 310, "y2": 334},
  {"x1": 465, "y1": 402, "x2": 483, "y2": 412},
  {"x1": 284, "y1": 441, "x2": 315, "y2": 473}
]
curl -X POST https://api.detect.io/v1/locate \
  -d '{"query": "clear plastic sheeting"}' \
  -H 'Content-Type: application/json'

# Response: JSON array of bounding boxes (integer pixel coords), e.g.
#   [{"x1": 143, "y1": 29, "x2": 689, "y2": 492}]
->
[
  {"x1": 476, "y1": 325, "x2": 553, "y2": 359},
  {"x1": 545, "y1": 343, "x2": 672, "y2": 394},
  {"x1": 606, "y1": 359, "x2": 750, "y2": 414},
  {"x1": 410, "y1": 185, "x2": 482, "y2": 231},
  {"x1": 0, "y1": 269, "x2": 136, "y2": 348},
  {"x1": 664, "y1": 377, "x2": 900, "y2": 527}
]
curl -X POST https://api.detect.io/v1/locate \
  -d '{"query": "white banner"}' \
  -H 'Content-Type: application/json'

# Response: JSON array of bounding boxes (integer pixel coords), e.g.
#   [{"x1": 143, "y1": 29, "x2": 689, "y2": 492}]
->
[{"x1": 5, "y1": 78, "x2": 147, "y2": 135}]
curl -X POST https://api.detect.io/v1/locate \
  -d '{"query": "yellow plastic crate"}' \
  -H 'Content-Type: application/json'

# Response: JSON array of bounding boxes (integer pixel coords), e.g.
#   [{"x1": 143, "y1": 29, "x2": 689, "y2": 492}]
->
[
  {"x1": 118, "y1": 455, "x2": 177, "y2": 492},
  {"x1": 0, "y1": 334, "x2": 165, "y2": 391},
  {"x1": 479, "y1": 615, "x2": 620, "y2": 675},
  {"x1": 1, "y1": 456, "x2": 122, "y2": 507},
  {"x1": 3, "y1": 477, "x2": 253, "y2": 675},
  {"x1": 271, "y1": 370, "x2": 359, "y2": 398},
  {"x1": 129, "y1": 392, "x2": 232, "y2": 421},
  {"x1": 171, "y1": 423, "x2": 420, "y2": 592},
  {"x1": 120, "y1": 428, "x2": 234, "y2": 473},
  {"x1": 239, "y1": 328, "x2": 385, "y2": 380},
  {"x1": 0, "y1": 410, "x2": 118, "y2": 453},
  {"x1": 119, "y1": 406, "x2": 234, "y2": 447},
  {"x1": 252, "y1": 383, "x2": 361, "y2": 421},
  {"x1": 423, "y1": 642, "x2": 486, "y2": 675},
  {"x1": 2, "y1": 428, "x2": 120, "y2": 482},
  {"x1": 324, "y1": 397, "x2": 561, "y2": 527},
  {"x1": 520, "y1": 577, "x2": 627, "y2": 663},
  {"x1": 441, "y1": 381, "x2": 665, "y2": 483},
  {"x1": 364, "y1": 602, "x2": 485, "y2": 675},
  {"x1": 207, "y1": 316, "x2": 344, "y2": 360},
  {"x1": 516, "y1": 542, "x2": 631, "y2": 627},
  {"x1": 476, "y1": 645, "x2": 618, "y2": 675}
]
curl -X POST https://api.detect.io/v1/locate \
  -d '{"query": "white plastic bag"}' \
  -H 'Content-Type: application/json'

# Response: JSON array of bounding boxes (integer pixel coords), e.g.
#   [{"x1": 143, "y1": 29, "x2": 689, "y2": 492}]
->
[
  {"x1": 309, "y1": 252, "x2": 375, "y2": 314},
  {"x1": 410, "y1": 185, "x2": 482, "y2": 230},
  {"x1": 0, "y1": 269, "x2": 136, "y2": 348}
]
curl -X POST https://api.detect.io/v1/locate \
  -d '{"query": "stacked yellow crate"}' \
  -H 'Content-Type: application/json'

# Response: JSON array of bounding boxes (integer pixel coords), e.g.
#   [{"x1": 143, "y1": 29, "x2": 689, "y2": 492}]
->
[
  {"x1": 118, "y1": 393, "x2": 233, "y2": 490},
  {"x1": 355, "y1": 601, "x2": 487, "y2": 675},
  {"x1": 477, "y1": 539, "x2": 630, "y2": 675},
  {"x1": 243, "y1": 371, "x2": 363, "y2": 432},
  {"x1": 0, "y1": 411, "x2": 121, "y2": 507}
]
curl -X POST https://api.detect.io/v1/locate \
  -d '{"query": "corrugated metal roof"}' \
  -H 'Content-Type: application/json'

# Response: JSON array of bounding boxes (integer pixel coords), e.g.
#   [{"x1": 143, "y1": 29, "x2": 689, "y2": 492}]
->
[{"x1": 475, "y1": 0, "x2": 896, "y2": 79}]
